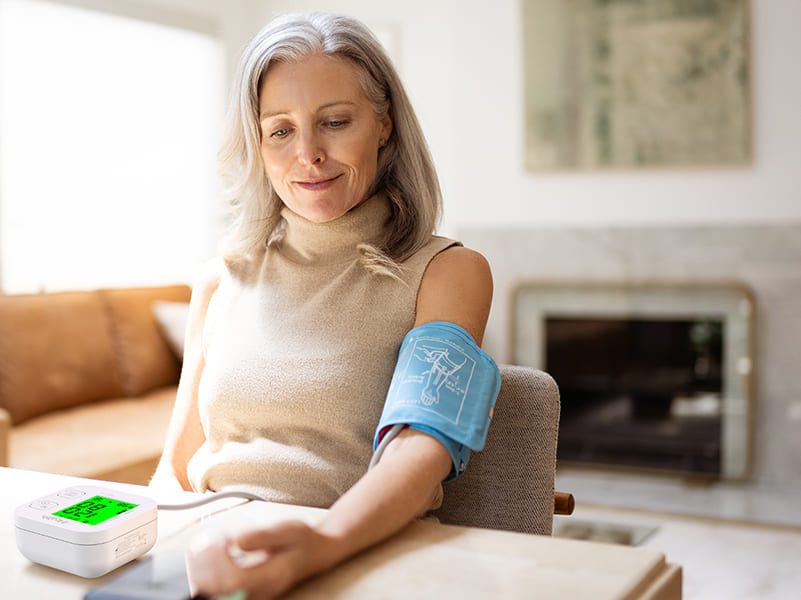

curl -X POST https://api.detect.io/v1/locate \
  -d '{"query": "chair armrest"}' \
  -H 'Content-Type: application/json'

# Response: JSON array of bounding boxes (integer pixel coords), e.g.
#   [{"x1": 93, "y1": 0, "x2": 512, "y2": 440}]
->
[
  {"x1": 0, "y1": 407, "x2": 10, "y2": 467},
  {"x1": 554, "y1": 491, "x2": 575, "y2": 516}
]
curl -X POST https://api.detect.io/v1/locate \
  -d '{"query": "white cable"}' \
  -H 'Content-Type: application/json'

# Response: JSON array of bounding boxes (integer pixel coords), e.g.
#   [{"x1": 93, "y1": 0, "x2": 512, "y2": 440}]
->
[
  {"x1": 157, "y1": 490, "x2": 266, "y2": 511},
  {"x1": 158, "y1": 427, "x2": 405, "y2": 511}
]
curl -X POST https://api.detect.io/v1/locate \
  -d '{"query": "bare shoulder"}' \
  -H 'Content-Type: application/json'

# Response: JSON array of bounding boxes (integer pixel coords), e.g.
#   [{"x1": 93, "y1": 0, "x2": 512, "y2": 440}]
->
[{"x1": 415, "y1": 246, "x2": 493, "y2": 345}]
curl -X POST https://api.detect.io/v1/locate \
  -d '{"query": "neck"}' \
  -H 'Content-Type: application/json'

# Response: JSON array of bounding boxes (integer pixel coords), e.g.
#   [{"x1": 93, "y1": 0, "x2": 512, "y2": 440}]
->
[{"x1": 277, "y1": 194, "x2": 391, "y2": 265}]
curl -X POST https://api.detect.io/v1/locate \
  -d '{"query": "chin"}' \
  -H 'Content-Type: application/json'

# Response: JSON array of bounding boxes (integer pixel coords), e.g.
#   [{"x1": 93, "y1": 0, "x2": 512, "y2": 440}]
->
[
  {"x1": 295, "y1": 201, "x2": 349, "y2": 224},
  {"x1": 306, "y1": 211, "x2": 344, "y2": 224},
  {"x1": 292, "y1": 192, "x2": 364, "y2": 223}
]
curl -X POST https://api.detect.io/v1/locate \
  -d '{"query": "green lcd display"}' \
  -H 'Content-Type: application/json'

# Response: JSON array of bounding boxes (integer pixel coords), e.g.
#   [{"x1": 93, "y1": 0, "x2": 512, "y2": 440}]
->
[{"x1": 52, "y1": 495, "x2": 138, "y2": 526}]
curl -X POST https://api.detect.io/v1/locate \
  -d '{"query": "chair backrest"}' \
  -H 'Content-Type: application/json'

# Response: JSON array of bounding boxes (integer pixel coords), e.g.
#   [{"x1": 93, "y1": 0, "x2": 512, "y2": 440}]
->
[{"x1": 431, "y1": 365, "x2": 560, "y2": 536}]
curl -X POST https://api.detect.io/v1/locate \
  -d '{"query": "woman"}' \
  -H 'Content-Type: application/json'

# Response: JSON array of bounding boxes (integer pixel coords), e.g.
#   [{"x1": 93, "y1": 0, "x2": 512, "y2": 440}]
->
[{"x1": 154, "y1": 12, "x2": 495, "y2": 598}]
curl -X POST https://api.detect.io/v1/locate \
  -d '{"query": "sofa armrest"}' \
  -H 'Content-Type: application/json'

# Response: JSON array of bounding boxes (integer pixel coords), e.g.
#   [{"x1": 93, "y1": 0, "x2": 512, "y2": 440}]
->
[{"x1": 0, "y1": 407, "x2": 10, "y2": 467}]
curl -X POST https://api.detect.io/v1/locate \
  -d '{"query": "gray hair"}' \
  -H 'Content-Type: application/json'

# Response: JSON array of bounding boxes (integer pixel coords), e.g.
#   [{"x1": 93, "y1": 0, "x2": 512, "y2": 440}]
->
[{"x1": 218, "y1": 12, "x2": 442, "y2": 277}]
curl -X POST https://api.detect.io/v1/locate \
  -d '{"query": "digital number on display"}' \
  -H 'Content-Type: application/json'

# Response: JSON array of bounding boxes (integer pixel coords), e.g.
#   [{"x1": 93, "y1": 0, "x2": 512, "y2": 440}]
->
[{"x1": 52, "y1": 496, "x2": 138, "y2": 526}]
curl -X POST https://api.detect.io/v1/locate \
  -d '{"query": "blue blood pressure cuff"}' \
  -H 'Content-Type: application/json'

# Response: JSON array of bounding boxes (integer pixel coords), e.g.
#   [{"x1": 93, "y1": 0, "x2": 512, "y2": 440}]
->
[{"x1": 373, "y1": 321, "x2": 501, "y2": 481}]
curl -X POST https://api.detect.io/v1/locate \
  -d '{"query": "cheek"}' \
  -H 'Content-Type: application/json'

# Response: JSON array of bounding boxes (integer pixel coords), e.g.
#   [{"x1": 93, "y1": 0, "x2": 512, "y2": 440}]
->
[
  {"x1": 260, "y1": 145, "x2": 289, "y2": 180},
  {"x1": 362, "y1": 143, "x2": 381, "y2": 179},
  {"x1": 348, "y1": 133, "x2": 380, "y2": 174}
]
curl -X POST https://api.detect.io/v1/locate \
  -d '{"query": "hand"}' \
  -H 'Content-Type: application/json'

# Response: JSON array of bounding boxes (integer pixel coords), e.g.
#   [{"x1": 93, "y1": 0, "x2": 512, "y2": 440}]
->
[{"x1": 185, "y1": 520, "x2": 341, "y2": 600}]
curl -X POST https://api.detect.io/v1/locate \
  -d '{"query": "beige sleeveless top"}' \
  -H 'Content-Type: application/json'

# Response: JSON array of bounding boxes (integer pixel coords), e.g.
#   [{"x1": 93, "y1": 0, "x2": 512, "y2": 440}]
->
[{"x1": 187, "y1": 194, "x2": 459, "y2": 508}]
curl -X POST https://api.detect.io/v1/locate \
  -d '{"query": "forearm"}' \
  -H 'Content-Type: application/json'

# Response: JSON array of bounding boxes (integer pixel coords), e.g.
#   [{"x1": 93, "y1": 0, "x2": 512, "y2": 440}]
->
[
  {"x1": 314, "y1": 429, "x2": 451, "y2": 566},
  {"x1": 154, "y1": 418, "x2": 201, "y2": 492},
  {"x1": 155, "y1": 260, "x2": 219, "y2": 492},
  {"x1": 154, "y1": 347, "x2": 207, "y2": 491}
]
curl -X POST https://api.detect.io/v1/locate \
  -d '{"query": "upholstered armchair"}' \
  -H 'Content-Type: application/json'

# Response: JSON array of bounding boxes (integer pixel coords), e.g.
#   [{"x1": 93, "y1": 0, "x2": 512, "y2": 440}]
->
[{"x1": 433, "y1": 365, "x2": 571, "y2": 536}]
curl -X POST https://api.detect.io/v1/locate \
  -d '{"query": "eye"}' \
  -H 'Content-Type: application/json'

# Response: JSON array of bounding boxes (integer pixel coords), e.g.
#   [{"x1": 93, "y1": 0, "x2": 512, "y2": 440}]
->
[
  {"x1": 271, "y1": 128, "x2": 291, "y2": 139},
  {"x1": 326, "y1": 119, "x2": 349, "y2": 129}
]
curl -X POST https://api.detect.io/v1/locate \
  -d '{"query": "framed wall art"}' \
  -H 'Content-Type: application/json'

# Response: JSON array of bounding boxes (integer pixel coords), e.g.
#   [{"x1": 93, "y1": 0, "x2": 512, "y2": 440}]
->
[{"x1": 522, "y1": 0, "x2": 752, "y2": 170}]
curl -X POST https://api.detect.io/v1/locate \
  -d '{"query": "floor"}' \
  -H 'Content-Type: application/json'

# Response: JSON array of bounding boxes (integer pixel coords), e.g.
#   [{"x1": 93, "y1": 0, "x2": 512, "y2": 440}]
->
[
  {"x1": 556, "y1": 468, "x2": 801, "y2": 599},
  {"x1": 556, "y1": 468, "x2": 801, "y2": 529}
]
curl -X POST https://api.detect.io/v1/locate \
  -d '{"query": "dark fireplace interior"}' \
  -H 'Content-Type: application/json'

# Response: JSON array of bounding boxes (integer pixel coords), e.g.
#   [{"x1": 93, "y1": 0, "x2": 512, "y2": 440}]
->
[{"x1": 546, "y1": 316, "x2": 724, "y2": 475}]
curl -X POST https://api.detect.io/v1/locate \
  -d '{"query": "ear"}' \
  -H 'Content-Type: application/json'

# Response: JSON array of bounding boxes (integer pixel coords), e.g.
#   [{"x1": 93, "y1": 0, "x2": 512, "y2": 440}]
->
[{"x1": 379, "y1": 108, "x2": 393, "y2": 145}]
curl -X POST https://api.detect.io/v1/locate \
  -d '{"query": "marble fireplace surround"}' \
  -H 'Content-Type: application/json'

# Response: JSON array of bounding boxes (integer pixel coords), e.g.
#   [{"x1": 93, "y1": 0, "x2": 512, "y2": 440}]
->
[
  {"x1": 459, "y1": 224, "x2": 801, "y2": 522},
  {"x1": 512, "y1": 282, "x2": 753, "y2": 479}
]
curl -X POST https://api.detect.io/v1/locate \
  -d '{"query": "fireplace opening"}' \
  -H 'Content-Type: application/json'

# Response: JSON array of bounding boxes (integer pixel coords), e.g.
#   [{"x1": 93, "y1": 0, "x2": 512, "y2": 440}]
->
[
  {"x1": 513, "y1": 282, "x2": 753, "y2": 479},
  {"x1": 546, "y1": 317, "x2": 725, "y2": 475}
]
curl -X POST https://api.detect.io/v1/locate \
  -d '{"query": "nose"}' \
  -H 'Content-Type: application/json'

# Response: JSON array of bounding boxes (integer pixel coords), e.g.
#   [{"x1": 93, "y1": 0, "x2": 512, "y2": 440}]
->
[{"x1": 296, "y1": 130, "x2": 325, "y2": 166}]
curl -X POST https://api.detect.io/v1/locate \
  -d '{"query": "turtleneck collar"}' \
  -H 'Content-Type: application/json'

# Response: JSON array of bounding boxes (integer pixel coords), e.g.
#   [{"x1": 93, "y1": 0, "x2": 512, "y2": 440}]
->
[{"x1": 276, "y1": 193, "x2": 391, "y2": 265}]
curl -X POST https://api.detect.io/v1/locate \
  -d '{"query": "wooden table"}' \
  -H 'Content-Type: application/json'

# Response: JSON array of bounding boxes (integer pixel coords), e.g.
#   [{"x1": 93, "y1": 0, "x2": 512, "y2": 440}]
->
[{"x1": 1, "y1": 467, "x2": 681, "y2": 598}]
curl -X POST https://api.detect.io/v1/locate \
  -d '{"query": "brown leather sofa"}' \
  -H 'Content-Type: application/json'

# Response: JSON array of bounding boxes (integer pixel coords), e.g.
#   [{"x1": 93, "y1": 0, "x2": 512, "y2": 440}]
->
[{"x1": 0, "y1": 285, "x2": 191, "y2": 484}]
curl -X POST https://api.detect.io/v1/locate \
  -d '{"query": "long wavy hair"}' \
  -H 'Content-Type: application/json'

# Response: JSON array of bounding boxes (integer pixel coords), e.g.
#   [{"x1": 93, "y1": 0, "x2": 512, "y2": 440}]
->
[{"x1": 218, "y1": 12, "x2": 442, "y2": 276}]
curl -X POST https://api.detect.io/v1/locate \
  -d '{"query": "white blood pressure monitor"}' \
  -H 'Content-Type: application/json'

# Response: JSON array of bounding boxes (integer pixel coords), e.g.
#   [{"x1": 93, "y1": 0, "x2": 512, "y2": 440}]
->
[{"x1": 14, "y1": 485, "x2": 157, "y2": 578}]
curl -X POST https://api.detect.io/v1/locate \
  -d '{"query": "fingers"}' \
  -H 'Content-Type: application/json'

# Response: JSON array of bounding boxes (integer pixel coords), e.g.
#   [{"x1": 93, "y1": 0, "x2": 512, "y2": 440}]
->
[
  {"x1": 234, "y1": 523, "x2": 315, "y2": 598},
  {"x1": 236, "y1": 550, "x2": 297, "y2": 599},
  {"x1": 185, "y1": 536, "x2": 285, "y2": 598},
  {"x1": 187, "y1": 521, "x2": 316, "y2": 599},
  {"x1": 185, "y1": 535, "x2": 243, "y2": 596}
]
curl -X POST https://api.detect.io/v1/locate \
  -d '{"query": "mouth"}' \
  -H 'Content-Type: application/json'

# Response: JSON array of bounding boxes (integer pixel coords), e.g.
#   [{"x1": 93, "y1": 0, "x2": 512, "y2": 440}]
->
[{"x1": 294, "y1": 174, "x2": 342, "y2": 191}]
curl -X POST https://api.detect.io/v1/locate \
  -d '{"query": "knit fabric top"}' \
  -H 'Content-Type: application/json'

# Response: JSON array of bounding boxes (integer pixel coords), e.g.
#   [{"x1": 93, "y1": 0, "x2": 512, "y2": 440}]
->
[{"x1": 187, "y1": 193, "x2": 459, "y2": 508}]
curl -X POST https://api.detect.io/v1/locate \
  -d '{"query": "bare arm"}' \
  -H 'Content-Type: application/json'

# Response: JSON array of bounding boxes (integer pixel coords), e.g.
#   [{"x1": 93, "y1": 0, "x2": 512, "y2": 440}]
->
[
  {"x1": 191, "y1": 247, "x2": 493, "y2": 597},
  {"x1": 151, "y1": 258, "x2": 221, "y2": 491},
  {"x1": 314, "y1": 246, "x2": 493, "y2": 554}
]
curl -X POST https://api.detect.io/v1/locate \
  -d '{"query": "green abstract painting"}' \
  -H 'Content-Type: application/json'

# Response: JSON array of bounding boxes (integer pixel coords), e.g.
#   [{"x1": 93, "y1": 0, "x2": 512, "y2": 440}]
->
[{"x1": 523, "y1": 0, "x2": 751, "y2": 170}]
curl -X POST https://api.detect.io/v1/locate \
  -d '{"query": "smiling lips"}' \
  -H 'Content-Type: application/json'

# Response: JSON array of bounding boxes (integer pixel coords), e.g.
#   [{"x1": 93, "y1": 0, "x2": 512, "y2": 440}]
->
[{"x1": 295, "y1": 174, "x2": 342, "y2": 191}]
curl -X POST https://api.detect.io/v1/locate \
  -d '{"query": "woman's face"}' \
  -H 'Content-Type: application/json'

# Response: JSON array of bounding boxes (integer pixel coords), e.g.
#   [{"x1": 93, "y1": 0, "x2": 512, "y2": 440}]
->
[{"x1": 258, "y1": 54, "x2": 392, "y2": 223}]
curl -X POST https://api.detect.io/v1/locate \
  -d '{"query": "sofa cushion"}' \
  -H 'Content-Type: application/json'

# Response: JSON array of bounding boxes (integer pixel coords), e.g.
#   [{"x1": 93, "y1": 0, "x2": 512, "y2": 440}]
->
[
  {"x1": 100, "y1": 285, "x2": 191, "y2": 396},
  {"x1": 9, "y1": 385, "x2": 177, "y2": 481},
  {"x1": 0, "y1": 291, "x2": 124, "y2": 425}
]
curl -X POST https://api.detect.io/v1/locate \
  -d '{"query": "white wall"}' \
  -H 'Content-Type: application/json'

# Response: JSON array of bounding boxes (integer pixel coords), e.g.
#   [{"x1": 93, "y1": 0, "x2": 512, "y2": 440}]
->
[
  {"x1": 237, "y1": 0, "x2": 801, "y2": 236},
  {"x1": 39, "y1": 0, "x2": 253, "y2": 77},
  {"x1": 448, "y1": 0, "x2": 801, "y2": 230},
  {"x1": 0, "y1": 0, "x2": 226, "y2": 291},
  {"x1": 6, "y1": 0, "x2": 795, "y2": 270},
  {"x1": 29, "y1": 0, "x2": 799, "y2": 240}
]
